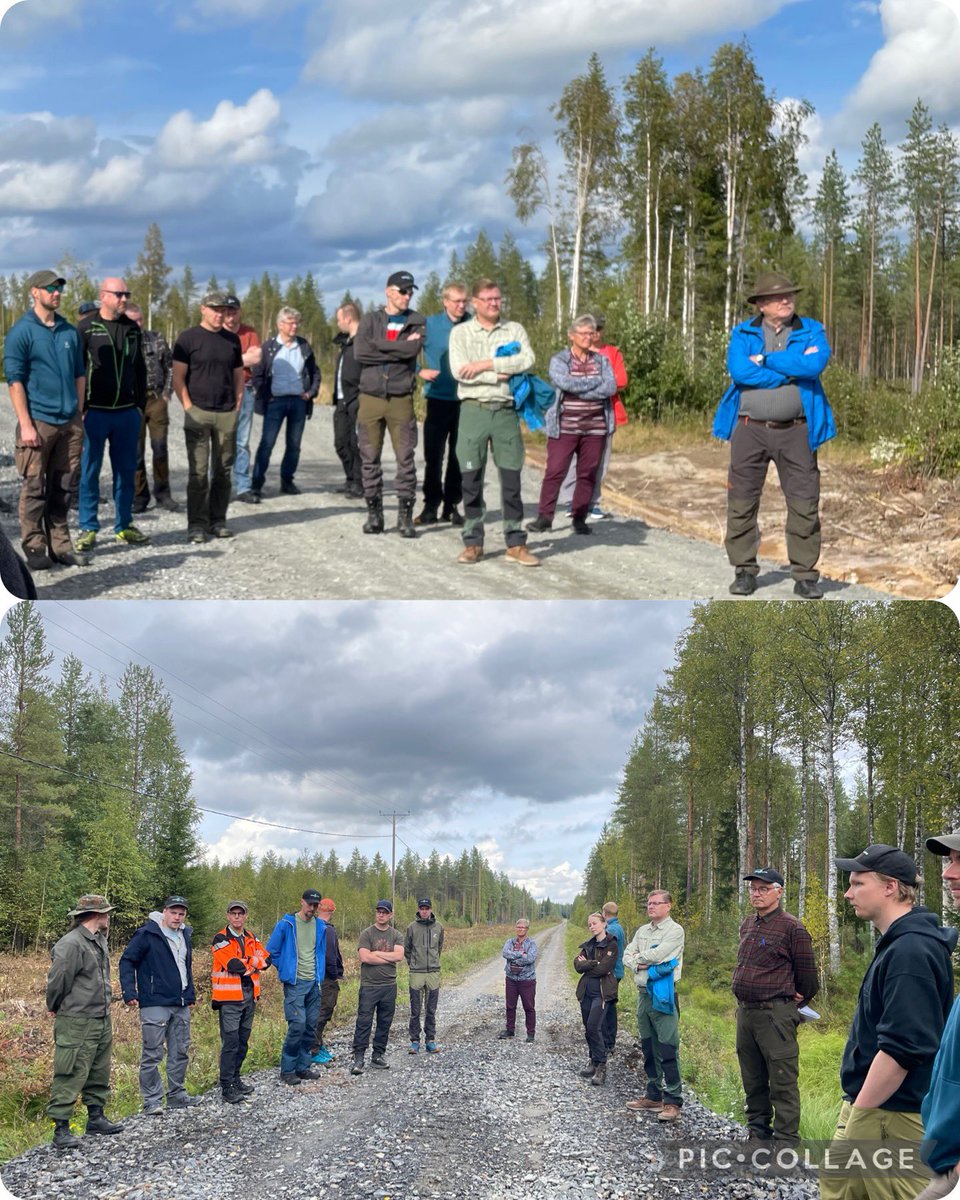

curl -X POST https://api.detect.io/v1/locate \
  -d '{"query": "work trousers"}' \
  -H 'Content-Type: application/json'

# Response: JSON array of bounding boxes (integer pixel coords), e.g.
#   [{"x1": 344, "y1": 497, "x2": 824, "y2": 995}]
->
[
  {"x1": 735, "y1": 1000, "x2": 800, "y2": 1143},
  {"x1": 408, "y1": 971, "x2": 440, "y2": 1042},
  {"x1": 537, "y1": 431, "x2": 605, "y2": 521},
  {"x1": 15, "y1": 414, "x2": 83, "y2": 557},
  {"x1": 602, "y1": 993, "x2": 619, "y2": 1051},
  {"x1": 915, "y1": 1167, "x2": 959, "y2": 1200},
  {"x1": 135, "y1": 390, "x2": 172, "y2": 505},
  {"x1": 333, "y1": 397, "x2": 361, "y2": 489},
  {"x1": 78, "y1": 407, "x2": 141, "y2": 534},
  {"x1": 47, "y1": 1014, "x2": 112, "y2": 1120},
  {"x1": 311, "y1": 978, "x2": 341, "y2": 1052},
  {"x1": 504, "y1": 977, "x2": 536, "y2": 1035},
  {"x1": 217, "y1": 997, "x2": 255, "y2": 1086},
  {"x1": 579, "y1": 989, "x2": 607, "y2": 1065},
  {"x1": 280, "y1": 979, "x2": 321, "y2": 1075},
  {"x1": 183, "y1": 406, "x2": 237, "y2": 534},
  {"x1": 456, "y1": 401, "x2": 526, "y2": 547},
  {"x1": 353, "y1": 983, "x2": 397, "y2": 1055},
  {"x1": 357, "y1": 392, "x2": 417, "y2": 500},
  {"x1": 138, "y1": 1005, "x2": 191, "y2": 1107},
  {"x1": 637, "y1": 990, "x2": 682, "y2": 1106},
  {"x1": 422, "y1": 398, "x2": 462, "y2": 510},
  {"x1": 818, "y1": 1102, "x2": 930, "y2": 1200}
]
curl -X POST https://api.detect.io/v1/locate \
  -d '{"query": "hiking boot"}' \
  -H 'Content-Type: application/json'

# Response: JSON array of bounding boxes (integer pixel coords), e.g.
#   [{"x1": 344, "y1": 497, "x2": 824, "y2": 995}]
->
[
  {"x1": 497, "y1": 1029, "x2": 514, "y2": 1040},
  {"x1": 457, "y1": 544, "x2": 484, "y2": 564},
  {"x1": 409, "y1": 1041, "x2": 420, "y2": 1054},
  {"x1": 505, "y1": 544, "x2": 539, "y2": 567},
  {"x1": 24, "y1": 549, "x2": 51, "y2": 571},
  {"x1": 794, "y1": 578, "x2": 824, "y2": 600},
  {"x1": 157, "y1": 495, "x2": 181, "y2": 512},
  {"x1": 525, "y1": 1033, "x2": 535, "y2": 1043},
  {"x1": 425, "y1": 1041, "x2": 439, "y2": 1053},
  {"x1": 442, "y1": 506, "x2": 464, "y2": 526},
  {"x1": 370, "y1": 1053, "x2": 389, "y2": 1069},
  {"x1": 362, "y1": 496, "x2": 384, "y2": 534},
  {"x1": 187, "y1": 530, "x2": 207, "y2": 544},
  {"x1": 221, "y1": 1084, "x2": 246, "y2": 1104},
  {"x1": 233, "y1": 1078, "x2": 254, "y2": 1094},
  {"x1": 351, "y1": 1052, "x2": 364, "y2": 1075},
  {"x1": 526, "y1": 514, "x2": 552, "y2": 532},
  {"x1": 296, "y1": 1068, "x2": 322, "y2": 1081},
  {"x1": 167, "y1": 1093, "x2": 201, "y2": 1108},
  {"x1": 236, "y1": 491, "x2": 260, "y2": 505},
  {"x1": 115, "y1": 525, "x2": 150, "y2": 546},
  {"x1": 281, "y1": 480, "x2": 301, "y2": 495},
  {"x1": 627, "y1": 1097, "x2": 663, "y2": 1112},
  {"x1": 658, "y1": 1103, "x2": 682, "y2": 1122},
  {"x1": 579, "y1": 1062, "x2": 597, "y2": 1078},
  {"x1": 211, "y1": 525, "x2": 234, "y2": 539},
  {"x1": 572, "y1": 517, "x2": 592, "y2": 535},
  {"x1": 53, "y1": 1120, "x2": 81, "y2": 1150},
  {"x1": 729, "y1": 570, "x2": 757, "y2": 596},
  {"x1": 143, "y1": 1103, "x2": 163, "y2": 1116},
  {"x1": 591, "y1": 1064, "x2": 607, "y2": 1086},
  {"x1": 132, "y1": 499, "x2": 148, "y2": 514},
  {"x1": 75, "y1": 530, "x2": 97, "y2": 553},
  {"x1": 51, "y1": 551, "x2": 91, "y2": 568},
  {"x1": 280, "y1": 1072, "x2": 302, "y2": 1085},
  {"x1": 397, "y1": 499, "x2": 418, "y2": 539},
  {"x1": 85, "y1": 1105, "x2": 122, "y2": 1135},
  {"x1": 414, "y1": 505, "x2": 438, "y2": 526}
]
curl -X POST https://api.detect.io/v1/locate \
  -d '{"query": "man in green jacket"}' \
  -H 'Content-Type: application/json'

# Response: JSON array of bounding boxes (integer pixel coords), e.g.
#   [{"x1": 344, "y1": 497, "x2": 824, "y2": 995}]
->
[
  {"x1": 405, "y1": 897, "x2": 444, "y2": 1053},
  {"x1": 45, "y1": 895, "x2": 124, "y2": 1149}
]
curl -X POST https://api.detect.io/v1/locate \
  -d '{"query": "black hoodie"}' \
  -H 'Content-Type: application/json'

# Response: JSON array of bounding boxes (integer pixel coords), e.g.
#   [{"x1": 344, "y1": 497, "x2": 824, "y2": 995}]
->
[{"x1": 840, "y1": 905, "x2": 957, "y2": 1111}]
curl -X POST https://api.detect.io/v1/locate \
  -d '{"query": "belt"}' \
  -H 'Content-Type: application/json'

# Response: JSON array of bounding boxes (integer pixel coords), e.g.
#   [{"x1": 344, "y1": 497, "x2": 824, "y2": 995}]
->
[
  {"x1": 738, "y1": 998, "x2": 795, "y2": 1009},
  {"x1": 462, "y1": 399, "x2": 515, "y2": 412},
  {"x1": 738, "y1": 415, "x2": 806, "y2": 430}
]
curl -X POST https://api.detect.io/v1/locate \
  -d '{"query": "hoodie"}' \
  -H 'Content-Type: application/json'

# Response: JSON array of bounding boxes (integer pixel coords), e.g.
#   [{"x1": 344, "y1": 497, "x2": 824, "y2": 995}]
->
[
  {"x1": 404, "y1": 913, "x2": 444, "y2": 974},
  {"x1": 840, "y1": 906, "x2": 957, "y2": 1111},
  {"x1": 119, "y1": 913, "x2": 195, "y2": 1007}
]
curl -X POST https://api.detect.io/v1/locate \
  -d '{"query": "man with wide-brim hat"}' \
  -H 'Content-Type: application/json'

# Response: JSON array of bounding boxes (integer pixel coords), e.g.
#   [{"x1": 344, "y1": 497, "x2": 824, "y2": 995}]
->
[
  {"x1": 712, "y1": 270, "x2": 836, "y2": 600},
  {"x1": 45, "y1": 894, "x2": 124, "y2": 1149}
]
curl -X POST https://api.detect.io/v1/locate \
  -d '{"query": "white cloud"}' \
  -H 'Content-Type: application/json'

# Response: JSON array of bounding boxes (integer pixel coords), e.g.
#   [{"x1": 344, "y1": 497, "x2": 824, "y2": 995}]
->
[
  {"x1": 83, "y1": 154, "x2": 146, "y2": 204},
  {"x1": 514, "y1": 862, "x2": 583, "y2": 902},
  {"x1": 0, "y1": 159, "x2": 87, "y2": 208},
  {"x1": 154, "y1": 88, "x2": 282, "y2": 169}
]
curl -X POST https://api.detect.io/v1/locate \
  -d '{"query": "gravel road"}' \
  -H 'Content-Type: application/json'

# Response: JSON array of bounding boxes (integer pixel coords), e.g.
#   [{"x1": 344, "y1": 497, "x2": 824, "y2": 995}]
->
[
  {"x1": 2, "y1": 923, "x2": 817, "y2": 1200},
  {"x1": 0, "y1": 390, "x2": 883, "y2": 601}
]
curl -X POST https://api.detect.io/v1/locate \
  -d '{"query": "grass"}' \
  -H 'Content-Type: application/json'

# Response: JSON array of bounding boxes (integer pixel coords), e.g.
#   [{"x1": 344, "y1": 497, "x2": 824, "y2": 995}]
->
[{"x1": 0, "y1": 922, "x2": 534, "y2": 1163}]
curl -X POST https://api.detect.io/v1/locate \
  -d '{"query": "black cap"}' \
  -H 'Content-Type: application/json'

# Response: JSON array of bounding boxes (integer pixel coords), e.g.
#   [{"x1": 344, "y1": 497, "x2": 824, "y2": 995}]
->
[
  {"x1": 926, "y1": 832, "x2": 960, "y2": 856},
  {"x1": 78, "y1": 300, "x2": 99, "y2": 316},
  {"x1": 387, "y1": 271, "x2": 417, "y2": 292},
  {"x1": 834, "y1": 844, "x2": 919, "y2": 885},
  {"x1": 417, "y1": 897, "x2": 432, "y2": 908},
  {"x1": 222, "y1": 294, "x2": 241, "y2": 309},
  {"x1": 302, "y1": 888, "x2": 322, "y2": 904},
  {"x1": 743, "y1": 868, "x2": 784, "y2": 887},
  {"x1": 163, "y1": 895, "x2": 189, "y2": 911},
  {"x1": 376, "y1": 899, "x2": 393, "y2": 913}
]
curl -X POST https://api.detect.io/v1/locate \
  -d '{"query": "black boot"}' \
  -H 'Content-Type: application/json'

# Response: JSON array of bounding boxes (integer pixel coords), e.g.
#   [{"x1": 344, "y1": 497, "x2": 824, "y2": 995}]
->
[
  {"x1": 362, "y1": 496, "x2": 384, "y2": 534},
  {"x1": 370, "y1": 1051, "x2": 389, "y2": 1069},
  {"x1": 53, "y1": 1120, "x2": 81, "y2": 1150},
  {"x1": 397, "y1": 499, "x2": 417, "y2": 539},
  {"x1": 351, "y1": 1051, "x2": 365, "y2": 1075},
  {"x1": 579, "y1": 1061, "x2": 597, "y2": 1078},
  {"x1": 85, "y1": 1106, "x2": 123, "y2": 1135},
  {"x1": 591, "y1": 1064, "x2": 607, "y2": 1086}
]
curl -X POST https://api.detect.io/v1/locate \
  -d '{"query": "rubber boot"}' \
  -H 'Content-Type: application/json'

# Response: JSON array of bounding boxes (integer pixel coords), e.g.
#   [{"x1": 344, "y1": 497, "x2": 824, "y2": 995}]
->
[
  {"x1": 85, "y1": 1106, "x2": 123, "y2": 1135},
  {"x1": 351, "y1": 1051, "x2": 364, "y2": 1075},
  {"x1": 591, "y1": 1064, "x2": 607, "y2": 1086},
  {"x1": 396, "y1": 499, "x2": 417, "y2": 539},
  {"x1": 53, "y1": 1120, "x2": 81, "y2": 1150},
  {"x1": 362, "y1": 496, "x2": 384, "y2": 534}
]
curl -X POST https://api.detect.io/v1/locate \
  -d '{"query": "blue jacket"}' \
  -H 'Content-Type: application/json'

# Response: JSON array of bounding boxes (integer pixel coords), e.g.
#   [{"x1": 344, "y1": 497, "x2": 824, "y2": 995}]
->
[
  {"x1": 922, "y1": 991, "x2": 960, "y2": 1173},
  {"x1": 4, "y1": 309, "x2": 84, "y2": 425},
  {"x1": 502, "y1": 935, "x2": 538, "y2": 981},
  {"x1": 422, "y1": 311, "x2": 469, "y2": 401},
  {"x1": 712, "y1": 315, "x2": 835, "y2": 452},
  {"x1": 647, "y1": 958, "x2": 679, "y2": 1014},
  {"x1": 119, "y1": 916, "x2": 196, "y2": 1007},
  {"x1": 265, "y1": 912, "x2": 327, "y2": 986},
  {"x1": 606, "y1": 916, "x2": 625, "y2": 981}
]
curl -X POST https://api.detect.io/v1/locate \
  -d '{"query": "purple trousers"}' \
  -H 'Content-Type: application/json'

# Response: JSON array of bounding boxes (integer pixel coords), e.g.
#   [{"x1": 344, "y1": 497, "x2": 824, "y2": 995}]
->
[
  {"x1": 505, "y1": 978, "x2": 536, "y2": 1035},
  {"x1": 537, "y1": 433, "x2": 605, "y2": 520}
]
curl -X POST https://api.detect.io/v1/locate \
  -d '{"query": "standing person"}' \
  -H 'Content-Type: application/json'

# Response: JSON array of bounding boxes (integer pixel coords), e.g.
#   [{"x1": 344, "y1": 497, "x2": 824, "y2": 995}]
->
[
  {"x1": 820, "y1": 845, "x2": 957, "y2": 1200},
  {"x1": 623, "y1": 890, "x2": 686, "y2": 1122},
  {"x1": 250, "y1": 306, "x2": 320, "y2": 498},
  {"x1": 221, "y1": 296, "x2": 262, "y2": 505},
  {"x1": 3, "y1": 268, "x2": 86, "y2": 571},
  {"x1": 265, "y1": 889, "x2": 326, "y2": 1086},
  {"x1": 448, "y1": 279, "x2": 539, "y2": 566},
  {"x1": 918, "y1": 831, "x2": 960, "y2": 1200},
  {"x1": 119, "y1": 896, "x2": 200, "y2": 1115},
  {"x1": 527, "y1": 314, "x2": 616, "y2": 537},
  {"x1": 416, "y1": 281, "x2": 470, "y2": 526},
  {"x1": 75, "y1": 277, "x2": 150, "y2": 553},
  {"x1": 351, "y1": 900, "x2": 405, "y2": 1075},
  {"x1": 405, "y1": 896, "x2": 444, "y2": 1054},
  {"x1": 310, "y1": 897, "x2": 344, "y2": 1065},
  {"x1": 332, "y1": 304, "x2": 363, "y2": 499},
  {"x1": 172, "y1": 292, "x2": 243, "y2": 543},
  {"x1": 712, "y1": 271, "x2": 835, "y2": 599},
  {"x1": 211, "y1": 900, "x2": 272, "y2": 1104},
  {"x1": 45, "y1": 895, "x2": 123, "y2": 1150},
  {"x1": 128, "y1": 304, "x2": 179, "y2": 514},
  {"x1": 601, "y1": 901, "x2": 625, "y2": 1055},
  {"x1": 732, "y1": 868, "x2": 819, "y2": 1147},
  {"x1": 353, "y1": 271, "x2": 425, "y2": 537},
  {"x1": 499, "y1": 917, "x2": 538, "y2": 1041},
  {"x1": 573, "y1": 912, "x2": 618, "y2": 1087}
]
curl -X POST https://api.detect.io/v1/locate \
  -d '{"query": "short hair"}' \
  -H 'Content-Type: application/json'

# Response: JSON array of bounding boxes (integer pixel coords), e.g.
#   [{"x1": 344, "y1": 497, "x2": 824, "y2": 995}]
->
[
  {"x1": 471, "y1": 278, "x2": 500, "y2": 299},
  {"x1": 648, "y1": 889, "x2": 672, "y2": 904},
  {"x1": 125, "y1": 303, "x2": 142, "y2": 318},
  {"x1": 277, "y1": 305, "x2": 301, "y2": 325},
  {"x1": 876, "y1": 873, "x2": 919, "y2": 905},
  {"x1": 515, "y1": 916, "x2": 530, "y2": 927},
  {"x1": 568, "y1": 314, "x2": 597, "y2": 335},
  {"x1": 588, "y1": 911, "x2": 606, "y2": 924},
  {"x1": 337, "y1": 302, "x2": 360, "y2": 322},
  {"x1": 601, "y1": 902, "x2": 618, "y2": 917},
  {"x1": 443, "y1": 280, "x2": 467, "y2": 299}
]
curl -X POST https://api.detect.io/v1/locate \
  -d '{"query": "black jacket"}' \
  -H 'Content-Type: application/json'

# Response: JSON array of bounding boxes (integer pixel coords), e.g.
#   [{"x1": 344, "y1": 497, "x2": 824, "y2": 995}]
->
[
  {"x1": 574, "y1": 934, "x2": 619, "y2": 1003},
  {"x1": 78, "y1": 312, "x2": 147, "y2": 411},
  {"x1": 252, "y1": 334, "x2": 320, "y2": 416},
  {"x1": 333, "y1": 331, "x2": 361, "y2": 408},
  {"x1": 119, "y1": 917, "x2": 196, "y2": 1007},
  {"x1": 353, "y1": 307, "x2": 426, "y2": 397},
  {"x1": 840, "y1": 906, "x2": 957, "y2": 1110}
]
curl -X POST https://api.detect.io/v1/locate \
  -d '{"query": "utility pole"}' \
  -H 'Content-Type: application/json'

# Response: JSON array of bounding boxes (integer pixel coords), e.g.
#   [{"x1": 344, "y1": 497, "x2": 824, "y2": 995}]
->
[{"x1": 380, "y1": 810, "x2": 410, "y2": 913}]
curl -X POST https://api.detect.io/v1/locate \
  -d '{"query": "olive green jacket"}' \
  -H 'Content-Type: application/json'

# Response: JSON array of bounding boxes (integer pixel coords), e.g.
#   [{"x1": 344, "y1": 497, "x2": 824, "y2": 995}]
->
[{"x1": 46, "y1": 924, "x2": 112, "y2": 1017}]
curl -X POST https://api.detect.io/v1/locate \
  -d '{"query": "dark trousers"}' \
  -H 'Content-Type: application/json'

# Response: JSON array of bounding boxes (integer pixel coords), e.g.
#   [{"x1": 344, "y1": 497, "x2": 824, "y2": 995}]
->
[
  {"x1": 218, "y1": 997, "x2": 255, "y2": 1086},
  {"x1": 504, "y1": 977, "x2": 536, "y2": 1034},
  {"x1": 725, "y1": 418, "x2": 821, "y2": 580},
  {"x1": 602, "y1": 994, "x2": 618, "y2": 1050},
  {"x1": 253, "y1": 395, "x2": 308, "y2": 489},
  {"x1": 408, "y1": 977, "x2": 440, "y2": 1042},
  {"x1": 537, "y1": 432, "x2": 605, "y2": 520},
  {"x1": 183, "y1": 406, "x2": 237, "y2": 534},
  {"x1": 735, "y1": 1001, "x2": 801, "y2": 1143},
  {"x1": 15, "y1": 414, "x2": 83, "y2": 557},
  {"x1": 333, "y1": 398, "x2": 361, "y2": 487},
  {"x1": 422, "y1": 398, "x2": 462, "y2": 509},
  {"x1": 135, "y1": 390, "x2": 171, "y2": 505},
  {"x1": 579, "y1": 989, "x2": 608, "y2": 1065},
  {"x1": 311, "y1": 978, "x2": 341, "y2": 1052},
  {"x1": 353, "y1": 983, "x2": 397, "y2": 1055},
  {"x1": 357, "y1": 392, "x2": 417, "y2": 500},
  {"x1": 456, "y1": 401, "x2": 526, "y2": 547}
]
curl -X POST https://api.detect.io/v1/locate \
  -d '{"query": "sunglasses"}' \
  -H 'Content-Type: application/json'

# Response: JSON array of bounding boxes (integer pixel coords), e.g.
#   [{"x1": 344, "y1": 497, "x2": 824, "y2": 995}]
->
[
  {"x1": 104, "y1": 290, "x2": 132, "y2": 299},
  {"x1": 41, "y1": 283, "x2": 64, "y2": 294}
]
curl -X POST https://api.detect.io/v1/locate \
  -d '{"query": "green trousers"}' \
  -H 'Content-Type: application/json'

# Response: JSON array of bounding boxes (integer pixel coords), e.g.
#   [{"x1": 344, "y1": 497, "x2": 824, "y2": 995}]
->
[
  {"x1": 818, "y1": 1102, "x2": 931, "y2": 1200},
  {"x1": 636, "y1": 990, "x2": 682, "y2": 1105},
  {"x1": 735, "y1": 1000, "x2": 801, "y2": 1143},
  {"x1": 47, "y1": 1014, "x2": 112, "y2": 1119}
]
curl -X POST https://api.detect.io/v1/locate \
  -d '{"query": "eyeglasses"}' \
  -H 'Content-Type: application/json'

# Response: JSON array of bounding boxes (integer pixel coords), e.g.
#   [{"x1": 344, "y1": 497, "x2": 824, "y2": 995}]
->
[
  {"x1": 41, "y1": 283, "x2": 64, "y2": 294},
  {"x1": 476, "y1": 295, "x2": 501, "y2": 304},
  {"x1": 647, "y1": 900, "x2": 668, "y2": 906},
  {"x1": 376, "y1": 908, "x2": 391, "y2": 914},
  {"x1": 104, "y1": 290, "x2": 131, "y2": 299},
  {"x1": 748, "y1": 885, "x2": 775, "y2": 893}
]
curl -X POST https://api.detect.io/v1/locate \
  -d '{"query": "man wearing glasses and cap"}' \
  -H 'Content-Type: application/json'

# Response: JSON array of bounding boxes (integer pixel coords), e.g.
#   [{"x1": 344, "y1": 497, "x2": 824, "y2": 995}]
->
[
  {"x1": 732, "y1": 867, "x2": 818, "y2": 1148},
  {"x1": 820, "y1": 845, "x2": 957, "y2": 1200},
  {"x1": 3, "y1": 269, "x2": 86, "y2": 571},
  {"x1": 404, "y1": 896, "x2": 444, "y2": 1054},
  {"x1": 353, "y1": 271, "x2": 426, "y2": 538},
  {"x1": 265, "y1": 889, "x2": 327, "y2": 1085},
  {"x1": 211, "y1": 900, "x2": 272, "y2": 1104},
  {"x1": 119, "y1": 896, "x2": 199, "y2": 1115},
  {"x1": 712, "y1": 271, "x2": 835, "y2": 600}
]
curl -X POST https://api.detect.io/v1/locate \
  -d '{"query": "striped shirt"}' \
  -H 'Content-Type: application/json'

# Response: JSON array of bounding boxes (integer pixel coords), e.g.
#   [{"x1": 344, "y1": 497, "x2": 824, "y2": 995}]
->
[
  {"x1": 558, "y1": 354, "x2": 607, "y2": 436},
  {"x1": 732, "y1": 908, "x2": 819, "y2": 1003}
]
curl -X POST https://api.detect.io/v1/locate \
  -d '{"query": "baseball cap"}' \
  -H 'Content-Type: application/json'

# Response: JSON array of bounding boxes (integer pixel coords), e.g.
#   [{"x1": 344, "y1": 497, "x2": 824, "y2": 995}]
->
[
  {"x1": 27, "y1": 268, "x2": 67, "y2": 290},
  {"x1": 78, "y1": 300, "x2": 99, "y2": 316},
  {"x1": 67, "y1": 894, "x2": 114, "y2": 917},
  {"x1": 318, "y1": 898, "x2": 336, "y2": 913},
  {"x1": 302, "y1": 888, "x2": 322, "y2": 904},
  {"x1": 834, "y1": 844, "x2": 919, "y2": 885},
  {"x1": 743, "y1": 868, "x2": 784, "y2": 887},
  {"x1": 201, "y1": 290, "x2": 230, "y2": 308},
  {"x1": 417, "y1": 897, "x2": 432, "y2": 908},
  {"x1": 927, "y1": 832, "x2": 960, "y2": 856},
  {"x1": 226, "y1": 900, "x2": 249, "y2": 913},
  {"x1": 221, "y1": 294, "x2": 241, "y2": 309},
  {"x1": 387, "y1": 271, "x2": 417, "y2": 292},
  {"x1": 163, "y1": 895, "x2": 189, "y2": 911},
  {"x1": 376, "y1": 899, "x2": 393, "y2": 913}
]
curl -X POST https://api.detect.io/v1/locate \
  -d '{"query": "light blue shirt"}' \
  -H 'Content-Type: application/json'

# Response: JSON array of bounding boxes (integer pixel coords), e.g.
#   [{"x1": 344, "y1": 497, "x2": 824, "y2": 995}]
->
[{"x1": 271, "y1": 338, "x2": 305, "y2": 397}]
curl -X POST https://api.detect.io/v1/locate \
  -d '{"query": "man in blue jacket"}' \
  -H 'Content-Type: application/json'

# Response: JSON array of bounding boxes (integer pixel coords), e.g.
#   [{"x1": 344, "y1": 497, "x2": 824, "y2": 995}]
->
[
  {"x1": 712, "y1": 272, "x2": 835, "y2": 600},
  {"x1": 265, "y1": 889, "x2": 326, "y2": 1085},
  {"x1": 119, "y1": 896, "x2": 200, "y2": 1115},
  {"x1": 601, "y1": 901, "x2": 625, "y2": 1055}
]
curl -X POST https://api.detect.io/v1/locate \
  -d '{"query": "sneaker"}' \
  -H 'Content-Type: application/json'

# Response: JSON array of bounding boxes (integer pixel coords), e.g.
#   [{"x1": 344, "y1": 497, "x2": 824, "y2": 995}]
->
[
  {"x1": 211, "y1": 525, "x2": 234, "y2": 539},
  {"x1": 233, "y1": 1079, "x2": 254, "y2": 1095},
  {"x1": 658, "y1": 1103, "x2": 682, "y2": 1122},
  {"x1": 409, "y1": 1041, "x2": 420, "y2": 1054},
  {"x1": 729, "y1": 570, "x2": 757, "y2": 596},
  {"x1": 187, "y1": 530, "x2": 207, "y2": 544},
  {"x1": 497, "y1": 1030, "x2": 514, "y2": 1040},
  {"x1": 295, "y1": 1068, "x2": 322, "y2": 1081},
  {"x1": 793, "y1": 578, "x2": 824, "y2": 600},
  {"x1": 457, "y1": 544, "x2": 484, "y2": 565},
  {"x1": 505, "y1": 544, "x2": 540, "y2": 567},
  {"x1": 370, "y1": 1053, "x2": 389, "y2": 1070},
  {"x1": 589, "y1": 504, "x2": 612, "y2": 519},
  {"x1": 221, "y1": 1085, "x2": 245, "y2": 1105},
  {"x1": 115, "y1": 525, "x2": 150, "y2": 546},
  {"x1": 311, "y1": 1047, "x2": 333, "y2": 1065},
  {"x1": 143, "y1": 1104, "x2": 163, "y2": 1116},
  {"x1": 75, "y1": 530, "x2": 97, "y2": 552},
  {"x1": 280, "y1": 1072, "x2": 302, "y2": 1086},
  {"x1": 425, "y1": 1042, "x2": 439, "y2": 1053},
  {"x1": 167, "y1": 1094, "x2": 201, "y2": 1108},
  {"x1": 626, "y1": 1097, "x2": 663, "y2": 1112},
  {"x1": 235, "y1": 491, "x2": 261, "y2": 505}
]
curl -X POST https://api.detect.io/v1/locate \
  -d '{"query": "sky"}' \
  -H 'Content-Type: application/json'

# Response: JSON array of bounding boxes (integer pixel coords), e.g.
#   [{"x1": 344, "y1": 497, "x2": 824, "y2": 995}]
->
[
  {"x1": 0, "y1": 0, "x2": 958, "y2": 307},
  {"x1": 9, "y1": 599, "x2": 694, "y2": 903}
]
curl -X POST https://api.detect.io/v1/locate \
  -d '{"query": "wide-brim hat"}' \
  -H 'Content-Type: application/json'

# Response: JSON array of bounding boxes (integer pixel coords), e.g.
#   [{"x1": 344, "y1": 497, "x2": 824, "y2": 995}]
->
[
  {"x1": 746, "y1": 271, "x2": 801, "y2": 304},
  {"x1": 67, "y1": 894, "x2": 114, "y2": 918}
]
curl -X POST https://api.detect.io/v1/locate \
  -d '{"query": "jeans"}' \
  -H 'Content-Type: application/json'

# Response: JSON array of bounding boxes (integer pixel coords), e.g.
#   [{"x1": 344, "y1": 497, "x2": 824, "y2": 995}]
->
[
  {"x1": 280, "y1": 979, "x2": 322, "y2": 1075},
  {"x1": 253, "y1": 395, "x2": 308, "y2": 490},
  {"x1": 233, "y1": 385, "x2": 256, "y2": 493},
  {"x1": 138, "y1": 1005, "x2": 191, "y2": 1107},
  {"x1": 353, "y1": 983, "x2": 397, "y2": 1055},
  {"x1": 78, "y1": 407, "x2": 142, "y2": 533}
]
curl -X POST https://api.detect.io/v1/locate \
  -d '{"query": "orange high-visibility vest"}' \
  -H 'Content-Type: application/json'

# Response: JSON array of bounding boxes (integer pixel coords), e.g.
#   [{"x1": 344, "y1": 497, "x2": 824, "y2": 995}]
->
[{"x1": 211, "y1": 927, "x2": 269, "y2": 1003}]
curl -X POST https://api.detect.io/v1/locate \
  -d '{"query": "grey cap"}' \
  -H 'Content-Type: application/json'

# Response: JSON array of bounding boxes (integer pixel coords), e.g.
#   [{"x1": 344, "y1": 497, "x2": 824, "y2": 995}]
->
[
  {"x1": 226, "y1": 900, "x2": 249, "y2": 913},
  {"x1": 926, "y1": 832, "x2": 960, "y2": 856},
  {"x1": 27, "y1": 269, "x2": 66, "y2": 290}
]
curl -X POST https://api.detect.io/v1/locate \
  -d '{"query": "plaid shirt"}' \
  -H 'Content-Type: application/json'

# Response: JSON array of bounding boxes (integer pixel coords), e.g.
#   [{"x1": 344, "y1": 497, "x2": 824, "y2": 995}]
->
[{"x1": 732, "y1": 907, "x2": 819, "y2": 1003}]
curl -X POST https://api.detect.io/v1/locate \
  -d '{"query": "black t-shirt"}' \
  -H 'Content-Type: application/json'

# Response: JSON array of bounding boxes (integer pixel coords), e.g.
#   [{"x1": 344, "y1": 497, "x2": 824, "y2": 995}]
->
[{"x1": 172, "y1": 326, "x2": 242, "y2": 412}]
